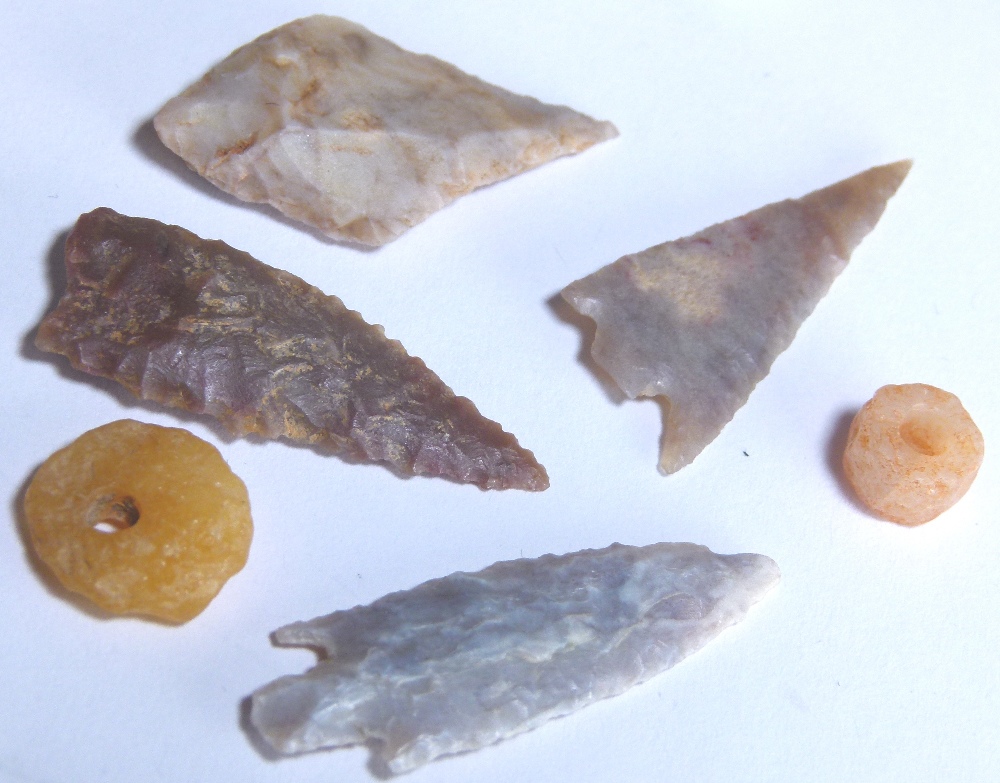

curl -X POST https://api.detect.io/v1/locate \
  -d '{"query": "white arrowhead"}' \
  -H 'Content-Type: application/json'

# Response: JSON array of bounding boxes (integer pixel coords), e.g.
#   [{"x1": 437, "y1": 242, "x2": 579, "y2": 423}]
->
[
  {"x1": 250, "y1": 542, "x2": 779, "y2": 774},
  {"x1": 154, "y1": 15, "x2": 618, "y2": 246},
  {"x1": 562, "y1": 161, "x2": 912, "y2": 473}
]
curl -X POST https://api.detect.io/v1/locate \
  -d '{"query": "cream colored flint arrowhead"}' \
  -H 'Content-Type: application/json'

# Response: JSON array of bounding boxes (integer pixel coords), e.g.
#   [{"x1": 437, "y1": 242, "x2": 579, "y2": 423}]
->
[
  {"x1": 154, "y1": 15, "x2": 618, "y2": 246},
  {"x1": 562, "y1": 161, "x2": 912, "y2": 474}
]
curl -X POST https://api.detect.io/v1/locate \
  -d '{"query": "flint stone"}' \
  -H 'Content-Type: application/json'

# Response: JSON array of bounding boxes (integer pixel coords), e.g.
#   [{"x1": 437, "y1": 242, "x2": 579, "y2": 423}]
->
[
  {"x1": 250, "y1": 542, "x2": 779, "y2": 773},
  {"x1": 562, "y1": 161, "x2": 912, "y2": 474},
  {"x1": 36, "y1": 208, "x2": 548, "y2": 490},
  {"x1": 154, "y1": 15, "x2": 618, "y2": 246}
]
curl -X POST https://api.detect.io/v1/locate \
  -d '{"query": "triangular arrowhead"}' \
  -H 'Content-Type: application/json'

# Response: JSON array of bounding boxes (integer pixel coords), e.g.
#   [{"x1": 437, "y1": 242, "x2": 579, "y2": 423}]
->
[{"x1": 562, "y1": 161, "x2": 912, "y2": 473}]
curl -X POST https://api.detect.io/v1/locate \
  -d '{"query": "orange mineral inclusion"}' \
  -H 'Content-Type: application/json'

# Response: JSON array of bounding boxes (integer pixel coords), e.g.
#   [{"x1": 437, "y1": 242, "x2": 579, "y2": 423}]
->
[
  {"x1": 842, "y1": 384, "x2": 984, "y2": 526},
  {"x1": 24, "y1": 420, "x2": 253, "y2": 622}
]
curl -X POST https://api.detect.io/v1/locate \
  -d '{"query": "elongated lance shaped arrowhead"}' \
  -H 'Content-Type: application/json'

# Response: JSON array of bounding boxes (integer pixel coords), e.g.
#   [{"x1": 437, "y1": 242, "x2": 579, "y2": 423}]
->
[
  {"x1": 36, "y1": 208, "x2": 548, "y2": 490},
  {"x1": 250, "y1": 542, "x2": 779, "y2": 774}
]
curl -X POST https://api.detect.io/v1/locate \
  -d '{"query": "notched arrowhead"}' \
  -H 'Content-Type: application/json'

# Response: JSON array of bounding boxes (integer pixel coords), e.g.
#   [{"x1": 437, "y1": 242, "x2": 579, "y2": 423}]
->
[
  {"x1": 562, "y1": 161, "x2": 912, "y2": 474},
  {"x1": 36, "y1": 208, "x2": 548, "y2": 491},
  {"x1": 249, "y1": 542, "x2": 780, "y2": 774}
]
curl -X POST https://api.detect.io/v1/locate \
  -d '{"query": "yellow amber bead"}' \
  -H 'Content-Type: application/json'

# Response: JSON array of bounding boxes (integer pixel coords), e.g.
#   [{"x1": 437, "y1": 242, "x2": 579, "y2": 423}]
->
[
  {"x1": 24, "y1": 420, "x2": 253, "y2": 622},
  {"x1": 842, "y1": 384, "x2": 984, "y2": 526}
]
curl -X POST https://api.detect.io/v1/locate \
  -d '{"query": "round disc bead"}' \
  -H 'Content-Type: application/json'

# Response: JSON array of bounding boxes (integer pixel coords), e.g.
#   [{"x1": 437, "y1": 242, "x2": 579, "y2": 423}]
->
[
  {"x1": 842, "y1": 384, "x2": 983, "y2": 526},
  {"x1": 24, "y1": 420, "x2": 253, "y2": 622}
]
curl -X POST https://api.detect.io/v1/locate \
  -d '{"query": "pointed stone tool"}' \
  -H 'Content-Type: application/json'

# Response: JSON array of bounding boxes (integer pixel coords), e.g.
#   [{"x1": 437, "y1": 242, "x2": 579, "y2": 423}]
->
[
  {"x1": 36, "y1": 208, "x2": 548, "y2": 490},
  {"x1": 154, "y1": 15, "x2": 618, "y2": 246},
  {"x1": 250, "y1": 542, "x2": 779, "y2": 774},
  {"x1": 561, "y1": 161, "x2": 912, "y2": 474}
]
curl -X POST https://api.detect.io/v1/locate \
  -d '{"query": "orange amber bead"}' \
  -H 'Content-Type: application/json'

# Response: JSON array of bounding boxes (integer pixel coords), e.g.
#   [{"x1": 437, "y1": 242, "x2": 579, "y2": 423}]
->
[
  {"x1": 24, "y1": 420, "x2": 253, "y2": 622},
  {"x1": 842, "y1": 384, "x2": 984, "y2": 526}
]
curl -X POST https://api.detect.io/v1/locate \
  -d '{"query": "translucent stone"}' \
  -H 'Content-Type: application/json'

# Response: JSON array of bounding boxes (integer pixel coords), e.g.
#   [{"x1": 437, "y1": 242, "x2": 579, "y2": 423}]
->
[
  {"x1": 562, "y1": 161, "x2": 912, "y2": 474},
  {"x1": 250, "y1": 542, "x2": 779, "y2": 773},
  {"x1": 35, "y1": 209, "x2": 548, "y2": 490},
  {"x1": 842, "y1": 384, "x2": 984, "y2": 525},
  {"x1": 154, "y1": 15, "x2": 618, "y2": 246},
  {"x1": 23, "y1": 420, "x2": 252, "y2": 623}
]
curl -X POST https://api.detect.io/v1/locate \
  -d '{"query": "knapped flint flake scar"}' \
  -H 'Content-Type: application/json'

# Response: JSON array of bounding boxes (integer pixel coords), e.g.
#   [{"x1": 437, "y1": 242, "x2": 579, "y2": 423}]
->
[
  {"x1": 154, "y1": 15, "x2": 619, "y2": 246},
  {"x1": 562, "y1": 161, "x2": 912, "y2": 474},
  {"x1": 36, "y1": 208, "x2": 548, "y2": 490},
  {"x1": 250, "y1": 542, "x2": 780, "y2": 774}
]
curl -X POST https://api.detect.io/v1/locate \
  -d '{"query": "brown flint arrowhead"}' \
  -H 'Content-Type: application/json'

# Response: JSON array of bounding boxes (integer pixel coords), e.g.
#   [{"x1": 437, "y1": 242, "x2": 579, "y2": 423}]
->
[{"x1": 37, "y1": 208, "x2": 548, "y2": 490}]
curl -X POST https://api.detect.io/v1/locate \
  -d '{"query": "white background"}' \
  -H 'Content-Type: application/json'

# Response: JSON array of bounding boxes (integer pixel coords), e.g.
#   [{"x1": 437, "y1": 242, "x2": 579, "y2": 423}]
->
[{"x1": 2, "y1": 1, "x2": 998, "y2": 781}]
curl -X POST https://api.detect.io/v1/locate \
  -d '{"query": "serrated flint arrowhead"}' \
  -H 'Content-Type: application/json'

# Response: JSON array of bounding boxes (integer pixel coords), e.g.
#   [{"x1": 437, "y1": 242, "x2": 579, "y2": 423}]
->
[{"x1": 36, "y1": 208, "x2": 548, "y2": 490}]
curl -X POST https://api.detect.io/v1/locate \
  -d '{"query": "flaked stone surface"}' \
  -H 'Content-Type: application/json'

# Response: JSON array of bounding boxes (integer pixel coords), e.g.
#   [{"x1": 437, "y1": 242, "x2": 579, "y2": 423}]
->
[
  {"x1": 250, "y1": 542, "x2": 779, "y2": 774},
  {"x1": 154, "y1": 15, "x2": 618, "y2": 246},
  {"x1": 562, "y1": 161, "x2": 912, "y2": 474},
  {"x1": 843, "y1": 384, "x2": 984, "y2": 525},
  {"x1": 36, "y1": 208, "x2": 548, "y2": 491}
]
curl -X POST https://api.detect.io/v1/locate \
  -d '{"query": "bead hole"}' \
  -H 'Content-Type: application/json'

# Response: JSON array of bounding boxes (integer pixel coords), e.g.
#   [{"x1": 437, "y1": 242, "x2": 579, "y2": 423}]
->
[
  {"x1": 88, "y1": 494, "x2": 140, "y2": 534},
  {"x1": 899, "y1": 411, "x2": 949, "y2": 457}
]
